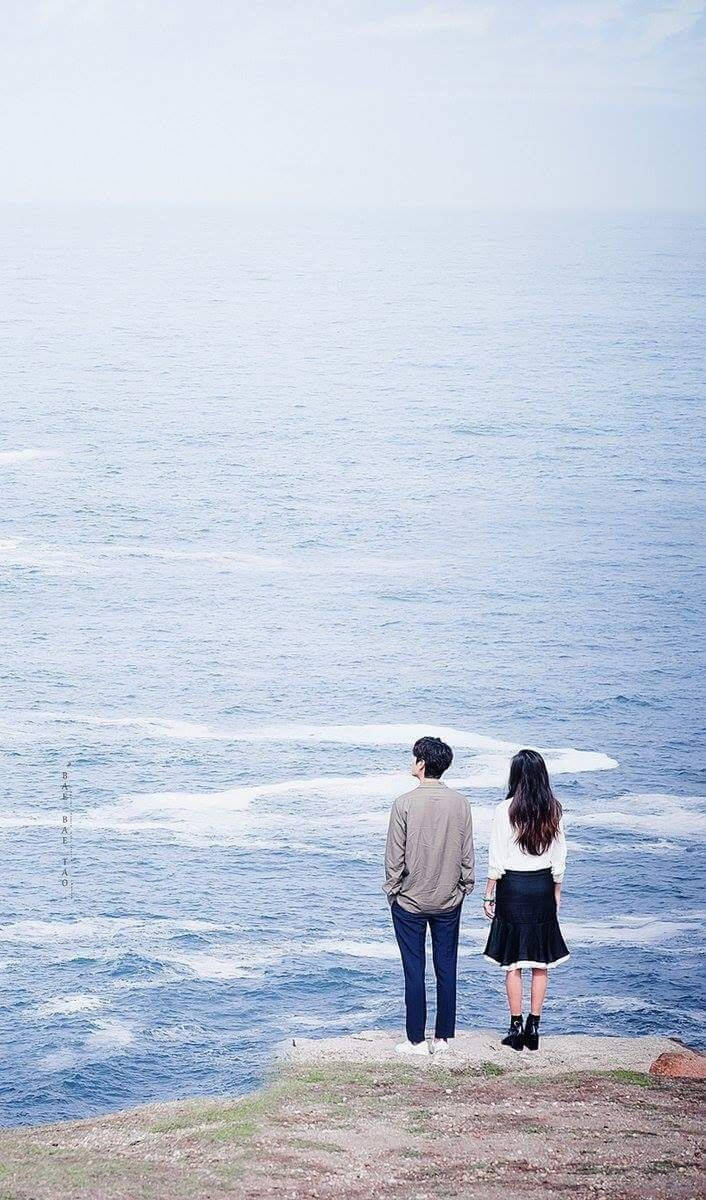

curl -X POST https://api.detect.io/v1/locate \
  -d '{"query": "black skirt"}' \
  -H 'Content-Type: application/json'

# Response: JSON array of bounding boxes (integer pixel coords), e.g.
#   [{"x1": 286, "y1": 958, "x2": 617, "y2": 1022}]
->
[{"x1": 484, "y1": 868, "x2": 570, "y2": 971}]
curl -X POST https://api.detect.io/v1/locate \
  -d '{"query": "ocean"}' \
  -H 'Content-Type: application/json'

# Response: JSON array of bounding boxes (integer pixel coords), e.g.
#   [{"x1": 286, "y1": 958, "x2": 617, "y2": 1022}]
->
[{"x1": 1, "y1": 206, "x2": 704, "y2": 1127}]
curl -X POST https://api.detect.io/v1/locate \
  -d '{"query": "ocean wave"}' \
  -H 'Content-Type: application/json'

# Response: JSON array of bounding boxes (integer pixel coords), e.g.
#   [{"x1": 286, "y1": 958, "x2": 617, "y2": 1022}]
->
[
  {"x1": 0, "y1": 539, "x2": 413, "y2": 578},
  {"x1": 38, "y1": 1049, "x2": 80, "y2": 1072},
  {"x1": 106, "y1": 546, "x2": 411, "y2": 576},
  {"x1": 280, "y1": 1006, "x2": 388, "y2": 1032},
  {"x1": 84, "y1": 1019, "x2": 135, "y2": 1051},
  {"x1": 561, "y1": 916, "x2": 702, "y2": 947},
  {"x1": 38, "y1": 1017, "x2": 135, "y2": 1074},
  {"x1": 571, "y1": 793, "x2": 706, "y2": 839},
  {"x1": 310, "y1": 921, "x2": 700, "y2": 959},
  {"x1": 3, "y1": 711, "x2": 618, "y2": 772},
  {"x1": 3, "y1": 710, "x2": 215, "y2": 740},
  {"x1": 3, "y1": 790, "x2": 697, "y2": 858},
  {"x1": 0, "y1": 540, "x2": 80, "y2": 577},
  {"x1": 569, "y1": 837, "x2": 691, "y2": 855},
  {"x1": 168, "y1": 949, "x2": 282, "y2": 980},
  {"x1": 571, "y1": 994, "x2": 704, "y2": 1023},
  {"x1": 0, "y1": 915, "x2": 230, "y2": 948},
  {"x1": 8, "y1": 911, "x2": 702, "y2": 1006},
  {"x1": 0, "y1": 448, "x2": 60, "y2": 465},
  {"x1": 308, "y1": 938, "x2": 480, "y2": 961},
  {"x1": 149, "y1": 1022, "x2": 210, "y2": 1043},
  {"x1": 80, "y1": 738, "x2": 616, "y2": 836},
  {"x1": 34, "y1": 994, "x2": 103, "y2": 1018},
  {"x1": 235, "y1": 723, "x2": 515, "y2": 751},
  {"x1": 1, "y1": 917, "x2": 148, "y2": 944},
  {"x1": 0, "y1": 915, "x2": 285, "y2": 984},
  {"x1": 311, "y1": 939, "x2": 399, "y2": 961},
  {"x1": 96, "y1": 773, "x2": 412, "y2": 833}
]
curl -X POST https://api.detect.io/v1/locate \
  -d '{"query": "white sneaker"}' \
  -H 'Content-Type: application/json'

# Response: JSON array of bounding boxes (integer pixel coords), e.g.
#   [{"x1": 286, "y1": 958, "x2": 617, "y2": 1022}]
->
[
  {"x1": 395, "y1": 1039, "x2": 430, "y2": 1057},
  {"x1": 432, "y1": 1038, "x2": 450, "y2": 1054}
]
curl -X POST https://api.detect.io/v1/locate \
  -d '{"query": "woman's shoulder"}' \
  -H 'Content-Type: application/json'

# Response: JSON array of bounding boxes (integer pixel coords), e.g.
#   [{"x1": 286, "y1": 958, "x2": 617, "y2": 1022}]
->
[{"x1": 494, "y1": 797, "x2": 511, "y2": 817}]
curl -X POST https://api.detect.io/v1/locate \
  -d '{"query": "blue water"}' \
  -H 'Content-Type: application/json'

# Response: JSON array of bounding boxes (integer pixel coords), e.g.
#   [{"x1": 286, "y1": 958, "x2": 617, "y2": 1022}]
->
[{"x1": 1, "y1": 207, "x2": 704, "y2": 1127}]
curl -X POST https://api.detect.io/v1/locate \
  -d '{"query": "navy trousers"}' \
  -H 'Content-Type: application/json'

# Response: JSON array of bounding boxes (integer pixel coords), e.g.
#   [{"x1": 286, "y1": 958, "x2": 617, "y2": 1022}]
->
[{"x1": 391, "y1": 899, "x2": 463, "y2": 1044}]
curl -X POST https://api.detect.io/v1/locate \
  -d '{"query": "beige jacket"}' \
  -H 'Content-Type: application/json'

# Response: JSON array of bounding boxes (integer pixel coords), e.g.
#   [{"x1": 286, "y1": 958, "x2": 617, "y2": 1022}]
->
[{"x1": 383, "y1": 778, "x2": 475, "y2": 914}]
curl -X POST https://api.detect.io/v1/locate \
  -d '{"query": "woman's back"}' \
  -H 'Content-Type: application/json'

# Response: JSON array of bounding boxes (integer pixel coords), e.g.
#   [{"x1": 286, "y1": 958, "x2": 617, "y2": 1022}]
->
[{"x1": 488, "y1": 797, "x2": 566, "y2": 880}]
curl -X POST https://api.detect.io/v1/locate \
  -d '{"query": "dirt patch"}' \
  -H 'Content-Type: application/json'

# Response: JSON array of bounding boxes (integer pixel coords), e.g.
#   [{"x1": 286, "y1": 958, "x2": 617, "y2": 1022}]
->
[{"x1": 0, "y1": 1057, "x2": 703, "y2": 1199}]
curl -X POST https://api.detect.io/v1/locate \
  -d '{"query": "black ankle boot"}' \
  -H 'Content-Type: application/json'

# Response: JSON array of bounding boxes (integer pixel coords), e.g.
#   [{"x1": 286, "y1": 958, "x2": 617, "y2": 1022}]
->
[
  {"x1": 523, "y1": 1014, "x2": 540, "y2": 1051},
  {"x1": 501, "y1": 1015, "x2": 524, "y2": 1052}
]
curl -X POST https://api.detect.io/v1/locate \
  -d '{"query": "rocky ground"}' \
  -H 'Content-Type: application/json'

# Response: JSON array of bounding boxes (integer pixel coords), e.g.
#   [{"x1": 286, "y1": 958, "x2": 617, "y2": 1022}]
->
[{"x1": 0, "y1": 1033, "x2": 703, "y2": 1199}]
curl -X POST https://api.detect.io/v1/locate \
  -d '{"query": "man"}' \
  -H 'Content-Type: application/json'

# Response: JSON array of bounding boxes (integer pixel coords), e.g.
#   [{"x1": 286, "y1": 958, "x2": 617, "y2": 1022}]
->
[{"x1": 384, "y1": 735, "x2": 475, "y2": 1056}]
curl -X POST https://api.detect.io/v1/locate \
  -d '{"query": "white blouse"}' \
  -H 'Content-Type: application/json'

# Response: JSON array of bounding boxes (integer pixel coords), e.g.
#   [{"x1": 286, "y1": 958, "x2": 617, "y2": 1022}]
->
[{"x1": 487, "y1": 798, "x2": 567, "y2": 882}]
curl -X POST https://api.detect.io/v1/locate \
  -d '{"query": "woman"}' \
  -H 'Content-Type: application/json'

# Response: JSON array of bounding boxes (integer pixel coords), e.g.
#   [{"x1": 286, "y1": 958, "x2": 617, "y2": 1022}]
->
[{"x1": 483, "y1": 748, "x2": 569, "y2": 1051}]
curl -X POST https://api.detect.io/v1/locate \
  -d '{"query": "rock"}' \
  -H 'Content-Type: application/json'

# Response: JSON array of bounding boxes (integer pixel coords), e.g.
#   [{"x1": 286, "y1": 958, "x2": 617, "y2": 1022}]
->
[
  {"x1": 285, "y1": 1030, "x2": 683, "y2": 1076},
  {"x1": 649, "y1": 1050, "x2": 706, "y2": 1078}
]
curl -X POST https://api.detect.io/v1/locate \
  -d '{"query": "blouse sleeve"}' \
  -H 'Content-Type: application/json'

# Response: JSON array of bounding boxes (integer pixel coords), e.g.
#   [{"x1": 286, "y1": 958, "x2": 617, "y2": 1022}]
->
[
  {"x1": 487, "y1": 806, "x2": 506, "y2": 880},
  {"x1": 550, "y1": 816, "x2": 567, "y2": 882}
]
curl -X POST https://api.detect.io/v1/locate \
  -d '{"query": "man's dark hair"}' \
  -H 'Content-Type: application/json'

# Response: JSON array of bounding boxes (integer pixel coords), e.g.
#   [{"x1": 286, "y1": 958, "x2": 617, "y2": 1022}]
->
[{"x1": 412, "y1": 736, "x2": 453, "y2": 779}]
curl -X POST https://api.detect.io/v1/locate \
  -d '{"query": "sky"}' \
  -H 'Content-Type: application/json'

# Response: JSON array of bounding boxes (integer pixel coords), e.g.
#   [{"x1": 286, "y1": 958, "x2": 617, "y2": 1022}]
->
[{"x1": 1, "y1": 0, "x2": 705, "y2": 208}]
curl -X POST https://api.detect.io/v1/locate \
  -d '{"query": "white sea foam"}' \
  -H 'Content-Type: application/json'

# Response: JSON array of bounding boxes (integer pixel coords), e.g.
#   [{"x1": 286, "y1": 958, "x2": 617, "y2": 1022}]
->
[
  {"x1": 0, "y1": 915, "x2": 282, "y2": 986},
  {"x1": 569, "y1": 838, "x2": 687, "y2": 856},
  {"x1": 222, "y1": 724, "x2": 619, "y2": 782},
  {"x1": 0, "y1": 539, "x2": 412, "y2": 577},
  {"x1": 111, "y1": 977, "x2": 175, "y2": 992},
  {"x1": 308, "y1": 938, "x2": 478, "y2": 961},
  {"x1": 168, "y1": 947, "x2": 283, "y2": 980},
  {"x1": 86, "y1": 741, "x2": 616, "y2": 839},
  {"x1": 238, "y1": 723, "x2": 515, "y2": 751},
  {"x1": 0, "y1": 538, "x2": 287, "y2": 575},
  {"x1": 571, "y1": 994, "x2": 704, "y2": 1023},
  {"x1": 313, "y1": 939, "x2": 399, "y2": 961},
  {"x1": 0, "y1": 540, "x2": 79, "y2": 577},
  {"x1": 0, "y1": 917, "x2": 147, "y2": 944},
  {"x1": 38, "y1": 1017, "x2": 135, "y2": 1073},
  {"x1": 103, "y1": 546, "x2": 405, "y2": 575},
  {"x1": 4, "y1": 711, "x2": 618, "y2": 776},
  {"x1": 0, "y1": 448, "x2": 59, "y2": 465},
  {"x1": 571, "y1": 793, "x2": 706, "y2": 839},
  {"x1": 0, "y1": 813, "x2": 59, "y2": 829},
  {"x1": 103, "y1": 771, "x2": 411, "y2": 827},
  {"x1": 111, "y1": 545, "x2": 286, "y2": 569},
  {"x1": 309, "y1": 919, "x2": 702, "y2": 961},
  {"x1": 150, "y1": 1023, "x2": 208, "y2": 1043},
  {"x1": 10, "y1": 709, "x2": 216, "y2": 740},
  {"x1": 39, "y1": 1049, "x2": 79, "y2": 1071},
  {"x1": 34, "y1": 993, "x2": 103, "y2": 1018},
  {"x1": 84, "y1": 1018, "x2": 135, "y2": 1051},
  {"x1": 0, "y1": 915, "x2": 231, "y2": 949},
  {"x1": 562, "y1": 916, "x2": 701, "y2": 947},
  {"x1": 169, "y1": 953, "x2": 257, "y2": 980}
]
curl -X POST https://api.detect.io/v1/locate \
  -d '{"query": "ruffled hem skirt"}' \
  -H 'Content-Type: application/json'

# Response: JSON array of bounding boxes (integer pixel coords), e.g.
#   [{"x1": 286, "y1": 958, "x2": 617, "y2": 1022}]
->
[{"x1": 483, "y1": 867, "x2": 570, "y2": 972}]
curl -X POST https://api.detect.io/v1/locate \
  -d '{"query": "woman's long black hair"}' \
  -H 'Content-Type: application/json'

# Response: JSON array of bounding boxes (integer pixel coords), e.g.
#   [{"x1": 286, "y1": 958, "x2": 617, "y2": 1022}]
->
[{"x1": 507, "y1": 748, "x2": 562, "y2": 856}]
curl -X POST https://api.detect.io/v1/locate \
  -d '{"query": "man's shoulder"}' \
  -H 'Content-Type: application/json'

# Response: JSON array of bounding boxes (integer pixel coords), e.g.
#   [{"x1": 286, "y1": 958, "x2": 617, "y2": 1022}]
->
[
  {"x1": 393, "y1": 785, "x2": 421, "y2": 807},
  {"x1": 443, "y1": 783, "x2": 470, "y2": 805}
]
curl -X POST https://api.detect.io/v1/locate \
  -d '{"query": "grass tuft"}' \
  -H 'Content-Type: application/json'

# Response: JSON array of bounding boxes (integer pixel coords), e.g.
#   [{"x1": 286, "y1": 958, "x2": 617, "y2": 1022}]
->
[{"x1": 604, "y1": 1069, "x2": 657, "y2": 1088}]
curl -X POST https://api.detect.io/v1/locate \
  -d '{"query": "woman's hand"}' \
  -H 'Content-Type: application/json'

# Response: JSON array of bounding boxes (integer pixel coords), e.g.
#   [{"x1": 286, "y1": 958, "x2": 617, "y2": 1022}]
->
[{"x1": 483, "y1": 879, "x2": 497, "y2": 920}]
